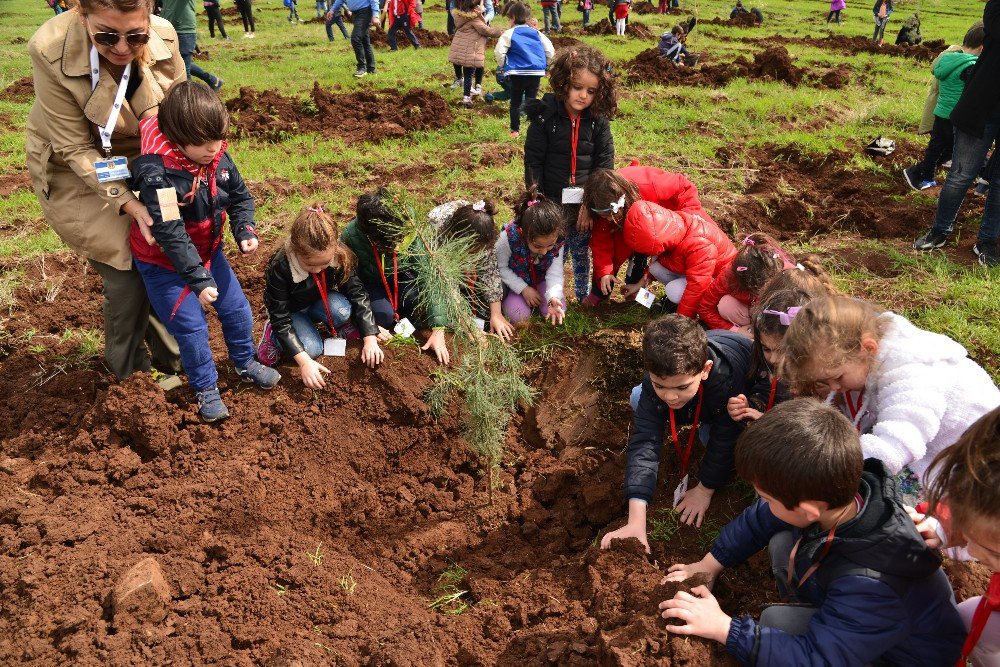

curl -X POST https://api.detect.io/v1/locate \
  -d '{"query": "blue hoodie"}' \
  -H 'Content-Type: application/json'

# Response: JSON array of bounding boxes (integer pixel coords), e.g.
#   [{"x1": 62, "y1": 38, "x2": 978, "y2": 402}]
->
[{"x1": 495, "y1": 24, "x2": 554, "y2": 76}]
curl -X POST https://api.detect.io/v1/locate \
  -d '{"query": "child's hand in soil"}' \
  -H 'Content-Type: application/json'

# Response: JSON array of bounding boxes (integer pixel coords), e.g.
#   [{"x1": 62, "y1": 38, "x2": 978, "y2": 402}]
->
[
  {"x1": 659, "y1": 586, "x2": 732, "y2": 644},
  {"x1": 422, "y1": 328, "x2": 450, "y2": 365},
  {"x1": 361, "y1": 336, "x2": 384, "y2": 368},
  {"x1": 727, "y1": 394, "x2": 762, "y2": 422},
  {"x1": 299, "y1": 356, "x2": 330, "y2": 389},
  {"x1": 663, "y1": 553, "x2": 724, "y2": 584},
  {"x1": 239, "y1": 238, "x2": 258, "y2": 254},
  {"x1": 675, "y1": 482, "x2": 713, "y2": 527},
  {"x1": 490, "y1": 314, "x2": 515, "y2": 341},
  {"x1": 546, "y1": 299, "x2": 565, "y2": 325},
  {"x1": 376, "y1": 325, "x2": 393, "y2": 342},
  {"x1": 199, "y1": 286, "x2": 219, "y2": 306},
  {"x1": 521, "y1": 286, "x2": 542, "y2": 308},
  {"x1": 599, "y1": 274, "x2": 617, "y2": 295},
  {"x1": 600, "y1": 522, "x2": 650, "y2": 554}
]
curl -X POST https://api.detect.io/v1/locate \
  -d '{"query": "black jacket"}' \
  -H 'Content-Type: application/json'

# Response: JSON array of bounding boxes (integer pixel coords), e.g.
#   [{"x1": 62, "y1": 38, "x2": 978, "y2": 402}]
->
[
  {"x1": 951, "y1": 0, "x2": 1000, "y2": 137},
  {"x1": 625, "y1": 331, "x2": 752, "y2": 502},
  {"x1": 263, "y1": 245, "x2": 379, "y2": 357},
  {"x1": 523, "y1": 93, "x2": 615, "y2": 201}
]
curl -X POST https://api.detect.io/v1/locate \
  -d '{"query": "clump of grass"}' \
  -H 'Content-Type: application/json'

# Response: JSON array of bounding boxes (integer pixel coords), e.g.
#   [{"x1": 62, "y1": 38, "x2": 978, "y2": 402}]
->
[
  {"x1": 648, "y1": 507, "x2": 681, "y2": 542},
  {"x1": 338, "y1": 569, "x2": 357, "y2": 594},
  {"x1": 307, "y1": 543, "x2": 323, "y2": 567},
  {"x1": 427, "y1": 564, "x2": 469, "y2": 615}
]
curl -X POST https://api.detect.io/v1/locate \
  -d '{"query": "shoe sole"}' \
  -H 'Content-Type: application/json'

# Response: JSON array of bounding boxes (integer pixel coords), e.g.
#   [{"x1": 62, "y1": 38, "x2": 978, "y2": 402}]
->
[
  {"x1": 201, "y1": 412, "x2": 230, "y2": 423},
  {"x1": 913, "y1": 240, "x2": 946, "y2": 251},
  {"x1": 902, "y1": 168, "x2": 920, "y2": 192}
]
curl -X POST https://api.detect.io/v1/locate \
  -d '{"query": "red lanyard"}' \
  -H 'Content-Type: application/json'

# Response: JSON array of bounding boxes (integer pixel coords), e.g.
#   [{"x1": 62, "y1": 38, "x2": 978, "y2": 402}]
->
[
  {"x1": 528, "y1": 259, "x2": 538, "y2": 287},
  {"x1": 569, "y1": 115, "x2": 580, "y2": 186},
  {"x1": 371, "y1": 242, "x2": 399, "y2": 321},
  {"x1": 787, "y1": 493, "x2": 863, "y2": 590},
  {"x1": 668, "y1": 386, "x2": 704, "y2": 475},
  {"x1": 845, "y1": 389, "x2": 866, "y2": 430},
  {"x1": 765, "y1": 377, "x2": 778, "y2": 411},
  {"x1": 312, "y1": 271, "x2": 337, "y2": 337},
  {"x1": 957, "y1": 573, "x2": 1000, "y2": 666}
]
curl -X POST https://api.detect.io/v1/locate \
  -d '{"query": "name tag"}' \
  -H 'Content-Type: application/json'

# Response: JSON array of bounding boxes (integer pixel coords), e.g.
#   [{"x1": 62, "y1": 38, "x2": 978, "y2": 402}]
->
[
  {"x1": 95, "y1": 156, "x2": 130, "y2": 183},
  {"x1": 635, "y1": 287, "x2": 655, "y2": 308},
  {"x1": 394, "y1": 317, "x2": 415, "y2": 338},
  {"x1": 323, "y1": 337, "x2": 346, "y2": 357},
  {"x1": 561, "y1": 186, "x2": 584, "y2": 204},
  {"x1": 155, "y1": 187, "x2": 182, "y2": 221},
  {"x1": 474, "y1": 318, "x2": 486, "y2": 331},
  {"x1": 672, "y1": 474, "x2": 689, "y2": 509}
]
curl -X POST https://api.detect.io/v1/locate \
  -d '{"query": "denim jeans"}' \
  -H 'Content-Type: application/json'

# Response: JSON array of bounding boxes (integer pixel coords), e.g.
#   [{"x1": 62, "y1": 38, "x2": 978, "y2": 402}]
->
[
  {"x1": 326, "y1": 12, "x2": 348, "y2": 39},
  {"x1": 135, "y1": 247, "x2": 255, "y2": 392},
  {"x1": 929, "y1": 120, "x2": 1000, "y2": 247},
  {"x1": 508, "y1": 74, "x2": 540, "y2": 132},
  {"x1": 351, "y1": 7, "x2": 376, "y2": 71},
  {"x1": 176, "y1": 32, "x2": 220, "y2": 88},
  {"x1": 872, "y1": 16, "x2": 889, "y2": 42},
  {"x1": 542, "y1": 5, "x2": 559, "y2": 31},
  {"x1": 387, "y1": 15, "x2": 419, "y2": 48},
  {"x1": 275, "y1": 292, "x2": 352, "y2": 359},
  {"x1": 364, "y1": 279, "x2": 421, "y2": 330},
  {"x1": 563, "y1": 205, "x2": 591, "y2": 301}
]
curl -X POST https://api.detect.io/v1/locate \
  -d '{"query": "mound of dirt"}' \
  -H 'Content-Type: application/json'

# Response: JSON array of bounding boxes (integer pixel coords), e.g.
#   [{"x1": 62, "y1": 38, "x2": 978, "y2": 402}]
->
[
  {"x1": 0, "y1": 77, "x2": 34, "y2": 103},
  {"x1": 626, "y1": 46, "x2": 807, "y2": 87},
  {"x1": 369, "y1": 25, "x2": 452, "y2": 48},
  {"x1": 549, "y1": 35, "x2": 586, "y2": 49},
  {"x1": 748, "y1": 34, "x2": 946, "y2": 62},
  {"x1": 226, "y1": 82, "x2": 453, "y2": 143},
  {"x1": 819, "y1": 64, "x2": 852, "y2": 89},
  {"x1": 631, "y1": 1, "x2": 657, "y2": 14},
  {"x1": 584, "y1": 18, "x2": 656, "y2": 39},
  {"x1": 705, "y1": 11, "x2": 761, "y2": 26}
]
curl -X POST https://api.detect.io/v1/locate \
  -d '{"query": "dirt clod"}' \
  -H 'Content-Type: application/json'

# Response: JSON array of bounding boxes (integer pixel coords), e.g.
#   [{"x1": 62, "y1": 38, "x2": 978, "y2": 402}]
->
[
  {"x1": 111, "y1": 557, "x2": 171, "y2": 624},
  {"x1": 583, "y1": 18, "x2": 656, "y2": 39},
  {"x1": 627, "y1": 45, "x2": 805, "y2": 87},
  {"x1": 0, "y1": 77, "x2": 34, "y2": 102},
  {"x1": 369, "y1": 25, "x2": 451, "y2": 48}
]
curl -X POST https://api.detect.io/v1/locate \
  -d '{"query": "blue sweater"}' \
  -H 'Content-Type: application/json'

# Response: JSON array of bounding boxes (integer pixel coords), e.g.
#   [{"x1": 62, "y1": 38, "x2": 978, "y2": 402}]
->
[
  {"x1": 331, "y1": 0, "x2": 378, "y2": 15},
  {"x1": 498, "y1": 25, "x2": 549, "y2": 76}
]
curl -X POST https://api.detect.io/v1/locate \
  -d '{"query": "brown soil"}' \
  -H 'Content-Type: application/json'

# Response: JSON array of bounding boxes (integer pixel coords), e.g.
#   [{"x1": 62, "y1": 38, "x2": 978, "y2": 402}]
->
[
  {"x1": 0, "y1": 252, "x2": 776, "y2": 665},
  {"x1": 10, "y1": 35, "x2": 27, "y2": 44},
  {"x1": 549, "y1": 35, "x2": 586, "y2": 49},
  {"x1": 225, "y1": 82, "x2": 453, "y2": 143},
  {"x1": 583, "y1": 18, "x2": 656, "y2": 39},
  {"x1": 631, "y1": 1, "x2": 657, "y2": 14},
  {"x1": 745, "y1": 34, "x2": 947, "y2": 62},
  {"x1": 192, "y1": 49, "x2": 211, "y2": 61},
  {"x1": 704, "y1": 12, "x2": 761, "y2": 27},
  {"x1": 0, "y1": 76, "x2": 34, "y2": 103},
  {"x1": 0, "y1": 171, "x2": 32, "y2": 197},
  {"x1": 369, "y1": 25, "x2": 452, "y2": 48}
]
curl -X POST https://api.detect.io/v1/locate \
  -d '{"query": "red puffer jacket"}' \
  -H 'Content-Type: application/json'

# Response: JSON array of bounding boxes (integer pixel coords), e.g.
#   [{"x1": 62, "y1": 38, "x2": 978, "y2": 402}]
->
[
  {"x1": 697, "y1": 266, "x2": 747, "y2": 330},
  {"x1": 623, "y1": 201, "x2": 737, "y2": 318},
  {"x1": 590, "y1": 165, "x2": 706, "y2": 279}
]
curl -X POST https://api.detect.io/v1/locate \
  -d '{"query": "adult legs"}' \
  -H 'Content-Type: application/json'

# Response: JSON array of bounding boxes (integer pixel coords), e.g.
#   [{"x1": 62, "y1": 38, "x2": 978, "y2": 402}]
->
[
  {"x1": 401, "y1": 16, "x2": 420, "y2": 47},
  {"x1": 237, "y1": 0, "x2": 255, "y2": 32},
  {"x1": 926, "y1": 122, "x2": 1000, "y2": 240},
  {"x1": 208, "y1": 6, "x2": 228, "y2": 38},
  {"x1": 178, "y1": 32, "x2": 221, "y2": 87},
  {"x1": 350, "y1": 7, "x2": 375, "y2": 72}
]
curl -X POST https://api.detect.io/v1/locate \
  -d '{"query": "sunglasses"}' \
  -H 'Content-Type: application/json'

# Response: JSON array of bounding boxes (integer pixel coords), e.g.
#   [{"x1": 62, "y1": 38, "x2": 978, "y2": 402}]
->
[{"x1": 91, "y1": 30, "x2": 150, "y2": 47}]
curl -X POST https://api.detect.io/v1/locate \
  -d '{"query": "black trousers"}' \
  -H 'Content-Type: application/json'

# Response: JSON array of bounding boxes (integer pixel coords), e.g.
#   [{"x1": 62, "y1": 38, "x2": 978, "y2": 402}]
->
[
  {"x1": 351, "y1": 7, "x2": 376, "y2": 71},
  {"x1": 916, "y1": 115, "x2": 954, "y2": 183},
  {"x1": 508, "y1": 74, "x2": 540, "y2": 132},
  {"x1": 236, "y1": 0, "x2": 255, "y2": 31},
  {"x1": 206, "y1": 5, "x2": 228, "y2": 38},
  {"x1": 462, "y1": 66, "x2": 484, "y2": 96}
]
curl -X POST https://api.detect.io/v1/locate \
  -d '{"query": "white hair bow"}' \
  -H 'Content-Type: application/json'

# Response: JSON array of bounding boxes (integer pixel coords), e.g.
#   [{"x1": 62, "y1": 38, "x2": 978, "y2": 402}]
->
[{"x1": 608, "y1": 195, "x2": 627, "y2": 214}]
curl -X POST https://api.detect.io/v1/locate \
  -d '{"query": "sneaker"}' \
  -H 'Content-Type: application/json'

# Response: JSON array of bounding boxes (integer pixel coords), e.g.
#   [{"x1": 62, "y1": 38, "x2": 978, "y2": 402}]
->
[
  {"x1": 256, "y1": 321, "x2": 282, "y2": 367},
  {"x1": 211, "y1": 78, "x2": 224, "y2": 92},
  {"x1": 354, "y1": 68, "x2": 367, "y2": 77},
  {"x1": 449, "y1": 78, "x2": 462, "y2": 89},
  {"x1": 462, "y1": 95, "x2": 473, "y2": 107},
  {"x1": 484, "y1": 92, "x2": 494, "y2": 103},
  {"x1": 912, "y1": 230, "x2": 949, "y2": 251},
  {"x1": 196, "y1": 387, "x2": 230, "y2": 422},
  {"x1": 471, "y1": 84, "x2": 483, "y2": 97},
  {"x1": 367, "y1": 68, "x2": 376, "y2": 75},
  {"x1": 978, "y1": 247, "x2": 1000, "y2": 267},
  {"x1": 236, "y1": 359, "x2": 282, "y2": 389},
  {"x1": 902, "y1": 166, "x2": 925, "y2": 192},
  {"x1": 919, "y1": 180, "x2": 937, "y2": 190}
]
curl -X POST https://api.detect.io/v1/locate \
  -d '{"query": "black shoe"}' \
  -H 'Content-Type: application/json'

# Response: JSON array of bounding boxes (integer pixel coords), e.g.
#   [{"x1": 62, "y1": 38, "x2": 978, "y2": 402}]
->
[
  {"x1": 902, "y1": 165, "x2": 922, "y2": 192},
  {"x1": 978, "y1": 246, "x2": 1000, "y2": 267},
  {"x1": 913, "y1": 230, "x2": 948, "y2": 251}
]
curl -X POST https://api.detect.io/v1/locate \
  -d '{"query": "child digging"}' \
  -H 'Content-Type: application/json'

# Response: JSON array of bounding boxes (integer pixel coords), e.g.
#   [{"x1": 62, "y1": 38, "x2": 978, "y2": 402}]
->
[
  {"x1": 660, "y1": 398, "x2": 966, "y2": 665},
  {"x1": 130, "y1": 81, "x2": 279, "y2": 422}
]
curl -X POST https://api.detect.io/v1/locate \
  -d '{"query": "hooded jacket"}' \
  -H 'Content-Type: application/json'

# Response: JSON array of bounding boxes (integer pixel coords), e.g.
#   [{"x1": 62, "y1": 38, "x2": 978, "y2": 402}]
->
[
  {"x1": 524, "y1": 93, "x2": 615, "y2": 201},
  {"x1": 590, "y1": 165, "x2": 705, "y2": 281},
  {"x1": 951, "y1": 0, "x2": 1000, "y2": 137},
  {"x1": 263, "y1": 244, "x2": 379, "y2": 357},
  {"x1": 495, "y1": 24, "x2": 554, "y2": 76},
  {"x1": 129, "y1": 116, "x2": 256, "y2": 296},
  {"x1": 622, "y1": 201, "x2": 737, "y2": 318},
  {"x1": 932, "y1": 50, "x2": 979, "y2": 120},
  {"x1": 716, "y1": 459, "x2": 966, "y2": 666},
  {"x1": 448, "y1": 9, "x2": 503, "y2": 69},
  {"x1": 658, "y1": 32, "x2": 683, "y2": 60},
  {"x1": 625, "y1": 331, "x2": 751, "y2": 501},
  {"x1": 918, "y1": 45, "x2": 963, "y2": 134},
  {"x1": 858, "y1": 312, "x2": 1000, "y2": 479}
]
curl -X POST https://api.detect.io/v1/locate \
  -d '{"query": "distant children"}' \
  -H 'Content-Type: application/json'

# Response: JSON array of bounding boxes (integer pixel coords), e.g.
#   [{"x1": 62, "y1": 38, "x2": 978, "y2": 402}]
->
[
  {"x1": 540, "y1": 0, "x2": 559, "y2": 33},
  {"x1": 386, "y1": 0, "x2": 421, "y2": 50},
  {"x1": 325, "y1": 4, "x2": 349, "y2": 40},
  {"x1": 494, "y1": 1, "x2": 555, "y2": 138},
  {"x1": 524, "y1": 45, "x2": 617, "y2": 303},
  {"x1": 602, "y1": 315, "x2": 751, "y2": 543},
  {"x1": 236, "y1": 0, "x2": 256, "y2": 37},
  {"x1": 449, "y1": 0, "x2": 505, "y2": 106},
  {"x1": 826, "y1": 0, "x2": 844, "y2": 24},
  {"x1": 203, "y1": 0, "x2": 229, "y2": 39},
  {"x1": 779, "y1": 295, "x2": 1000, "y2": 501},
  {"x1": 872, "y1": 0, "x2": 892, "y2": 46},
  {"x1": 579, "y1": 0, "x2": 593, "y2": 27},
  {"x1": 904, "y1": 22, "x2": 984, "y2": 192},
  {"x1": 258, "y1": 204, "x2": 386, "y2": 389},
  {"x1": 613, "y1": 0, "x2": 630, "y2": 35},
  {"x1": 130, "y1": 81, "x2": 279, "y2": 422},
  {"x1": 659, "y1": 399, "x2": 966, "y2": 665},
  {"x1": 341, "y1": 188, "x2": 452, "y2": 364},
  {"x1": 495, "y1": 190, "x2": 567, "y2": 325},
  {"x1": 429, "y1": 199, "x2": 515, "y2": 339},
  {"x1": 924, "y1": 407, "x2": 1000, "y2": 666},
  {"x1": 895, "y1": 11, "x2": 921, "y2": 45}
]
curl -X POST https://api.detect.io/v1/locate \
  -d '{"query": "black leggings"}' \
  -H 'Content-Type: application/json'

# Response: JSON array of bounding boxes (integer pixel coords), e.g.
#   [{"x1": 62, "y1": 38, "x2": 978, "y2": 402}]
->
[
  {"x1": 236, "y1": 0, "x2": 255, "y2": 31},
  {"x1": 462, "y1": 66, "x2": 483, "y2": 96},
  {"x1": 826, "y1": 9, "x2": 840, "y2": 22},
  {"x1": 508, "y1": 74, "x2": 540, "y2": 132},
  {"x1": 206, "y1": 5, "x2": 228, "y2": 38}
]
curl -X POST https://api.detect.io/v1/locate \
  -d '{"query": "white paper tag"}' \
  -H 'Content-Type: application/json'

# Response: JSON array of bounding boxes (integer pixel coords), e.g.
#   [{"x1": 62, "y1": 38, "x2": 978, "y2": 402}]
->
[
  {"x1": 323, "y1": 337, "x2": 346, "y2": 357},
  {"x1": 636, "y1": 287, "x2": 655, "y2": 308},
  {"x1": 95, "y1": 156, "x2": 130, "y2": 183},
  {"x1": 155, "y1": 187, "x2": 181, "y2": 221},
  {"x1": 672, "y1": 474, "x2": 689, "y2": 509},
  {"x1": 561, "y1": 186, "x2": 584, "y2": 204},
  {"x1": 474, "y1": 317, "x2": 486, "y2": 331},
  {"x1": 393, "y1": 317, "x2": 415, "y2": 338}
]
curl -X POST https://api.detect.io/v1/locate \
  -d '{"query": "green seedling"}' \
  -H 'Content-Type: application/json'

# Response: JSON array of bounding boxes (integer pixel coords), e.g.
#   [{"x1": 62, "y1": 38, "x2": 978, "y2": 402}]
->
[
  {"x1": 338, "y1": 569, "x2": 357, "y2": 594},
  {"x1": 307, "y1": 543, "x2": 324, "y2": 567},
  {"x1": 273, "y1": 583, "x2": 288, "y2": 596},
  {"x1": 648, "y1": 507, "x2": 681, "y2": 542},
  {"x1": 428, "y1": 563, "x2": 470, "y2": 615}
]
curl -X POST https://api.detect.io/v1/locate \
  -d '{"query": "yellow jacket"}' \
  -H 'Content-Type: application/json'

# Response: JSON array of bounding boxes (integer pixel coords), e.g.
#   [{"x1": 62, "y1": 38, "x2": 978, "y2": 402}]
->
[{"x1": 25, "y1": 11, "x2": 185, "y2": 270}]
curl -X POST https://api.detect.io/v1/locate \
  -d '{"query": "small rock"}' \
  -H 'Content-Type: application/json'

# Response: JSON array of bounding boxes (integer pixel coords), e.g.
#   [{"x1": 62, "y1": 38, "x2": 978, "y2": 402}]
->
[
  {"x1": 111, "y1": 557, "x2": 171, "y2": 623},
  {"x1": 0, "y1": 457, "x2": 28, "y2": 475},
  {"x1": 580, "y1": 616, "x2": 599, "y2": 634}
]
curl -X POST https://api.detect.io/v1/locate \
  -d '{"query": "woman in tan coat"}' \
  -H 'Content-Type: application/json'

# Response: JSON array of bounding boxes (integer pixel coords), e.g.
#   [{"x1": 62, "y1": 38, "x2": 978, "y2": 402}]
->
[
  {"x1": 448, "y1": 0, "x2": 503, "y2": 106},
  {"x1": 26, "y1": 0, "x2": 186, "y2": 380}
]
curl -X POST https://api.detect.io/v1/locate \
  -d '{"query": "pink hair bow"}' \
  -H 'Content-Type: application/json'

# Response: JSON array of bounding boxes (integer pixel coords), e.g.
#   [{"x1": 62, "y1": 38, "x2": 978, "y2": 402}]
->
[
  {"x1": 472, "y1": 200, "x2": 486, "y2": 212},
  {"x1": 762, "y1": 306, "x2": 801, "y2": 326},
  {"x1": 526, "y1": 199, "x2": 539, "y2": 208}
]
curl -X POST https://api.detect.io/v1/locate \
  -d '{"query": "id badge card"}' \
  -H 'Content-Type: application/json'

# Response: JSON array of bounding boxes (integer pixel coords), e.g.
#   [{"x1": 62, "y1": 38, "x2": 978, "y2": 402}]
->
[
  {"x1": 95, "y1": 156, "x2": 130, "y2": 183},
  {"x1": 394, "y1": 317, "x2": 415, "y2": 338},
  {"x1": 635, "y1": 287, "x2": 655, "y2": 308},
  {"x1": 561, "y1": 186, "x2": 584, "y2": 204},
  {"x1": 323, "y1": 337, "x2": 346, "y2": 357},
  {"x1": 672, "y1": 474, "x2": 689, "y2": 509},
  {"x1": 474, "y1": 318, "x2": 486, "y2": 332}
]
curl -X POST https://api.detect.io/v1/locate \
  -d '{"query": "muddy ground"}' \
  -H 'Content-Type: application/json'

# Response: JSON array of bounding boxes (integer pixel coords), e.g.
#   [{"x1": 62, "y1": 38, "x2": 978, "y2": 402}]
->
[
  {"x1": 734, "y1": 34, "x2": 947, "y2": 62},
  {"x1": 0, "y1": 76, "x2": 34, "y2": 103},
  {"x1": 582, "y1": 19, "x2": 657, "y2": 40}
]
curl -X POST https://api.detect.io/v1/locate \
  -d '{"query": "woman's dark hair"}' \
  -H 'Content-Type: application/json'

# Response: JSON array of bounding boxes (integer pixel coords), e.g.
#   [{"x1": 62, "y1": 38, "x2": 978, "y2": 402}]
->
[
  {"x1": 548, "y1": 46, "x2": 618, "y2": 119},
  {"x1": 442, "y1": 200, "x2": 499, "y2": 252},
  {"x1": 580, "y1": 169, "x2": 640, "y2": 225},
  {"x1": 505, "y1": 0, "x2": 531, "y2": 23},
  {"x1": 512, "y1": 187, "x2": 563, "y2": 243},
  {"x1": 356, "y1": 187, "x2": 405, "y2": 248},
  {"x1": 159, "y1": 80, "x2": 229, "y2": 148}
]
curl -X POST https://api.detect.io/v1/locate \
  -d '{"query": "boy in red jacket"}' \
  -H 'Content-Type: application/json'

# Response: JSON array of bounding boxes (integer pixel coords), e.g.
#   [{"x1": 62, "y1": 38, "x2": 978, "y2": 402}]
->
[{"x1": 386, "y1": 0, "x2": 421, "y2": 49}]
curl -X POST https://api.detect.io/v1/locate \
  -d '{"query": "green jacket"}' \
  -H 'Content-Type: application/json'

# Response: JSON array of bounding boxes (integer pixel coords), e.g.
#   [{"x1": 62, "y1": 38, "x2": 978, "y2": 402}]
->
[
  {"x1": 340, "y1": 219, "x2": 448, "y2": 328},
  {"x1": 161, "y1": 0, "x2": 197, "y2": 35},
  {"x1": 933, "y1": 51, "x2": 978, "y2": 120}
]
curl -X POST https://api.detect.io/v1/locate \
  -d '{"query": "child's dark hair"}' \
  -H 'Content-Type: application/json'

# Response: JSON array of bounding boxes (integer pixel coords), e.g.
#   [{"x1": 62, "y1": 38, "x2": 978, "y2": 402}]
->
[
  {"x1": 642, "y1": 314, "x2": 708, "y2": 377},
  {"x1": 580, "y1": 169, "x2": 640, "y2": 225},
  {"x1": 356, "y1": 187, "x2": 405, "y2": 248},
  {"x1": 454, "y1": 0, "x2": 479, "y2": 11},
  {"x1": 737, "y1": 398, "x2": 863, "y2": 510},
  {"x1": 748, "y1": 288, "x2": 814, "y2": 380},
  {"x1": 548, "y1": 46, "x2": 618, "y2": 119},
  {"x1": 671, "y1": 24, "x2": 684, "y2": 35},
  {"x1": 505, "y1": 0, "x2": 531, "y2": 23},
  {"x1": 731, "y1": 233, "x2": 790, "y2": 296},
  {"x1": 924, "y1": 406, "x2": 1000, "y2": 540},
  {"x1": 159, "y1": 80, "x2": 229, "y2": 147},
  {"x1": 964, "y1": 21, "x2": 985, "y2": 49},
  {"x1": 288, "y1": 202, "x2": 357, "y2": 285},
  {"x1": 512, "y1": 188, "x2": 563, "y2": 243},
  {"x1": 442, "y1": 200, "x2": 499, "y2": 252}
]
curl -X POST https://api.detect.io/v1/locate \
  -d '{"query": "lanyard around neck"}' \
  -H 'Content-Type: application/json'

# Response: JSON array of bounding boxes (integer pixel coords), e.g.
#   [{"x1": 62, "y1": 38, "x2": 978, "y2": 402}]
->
[
  {"x1": 668, "y1": 385, "x2": 704, "y2": 476},
  {"x1": 569, "y1": 115, "x2": 580, "y2": 185},
  {"x1": 845, "y1": 389, "x2": 866, "y2": 431},
  {"x1": 89, "y1": 45, "x2": 131, "y2": 158},
  {"x1": 313, "y1": 271, "x2": 338, "y2": 337},
  {"x1": 371, "y1": 242, "x2": 399, "y2": 321}
]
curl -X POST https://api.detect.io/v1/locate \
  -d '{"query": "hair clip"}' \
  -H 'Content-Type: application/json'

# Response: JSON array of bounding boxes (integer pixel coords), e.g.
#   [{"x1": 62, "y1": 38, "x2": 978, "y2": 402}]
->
[
  {"x1": 308, "y1": 205, "x2": 325, "y2": 214},
  {"x1": 608, "y1": 195, "x2": 627, "y2": 214},
  {"x1": 736, "y1": 266, "x2": 748, "y2": 272},
  {"x1": 795, "y1": 263, "x2": 805, "y2": 271},
  {"x1": 526, "y1": 199, "x2": 539, "y2": 208},
  {"x1": 743, "y1": 236, "x2": 756, "y2": 246},
  {"x1": 472, "y1": 200, "x2": 486, "y2": 212},
  {"x1": 762, "y1": 306, "x2": 801, "y2": 327}
]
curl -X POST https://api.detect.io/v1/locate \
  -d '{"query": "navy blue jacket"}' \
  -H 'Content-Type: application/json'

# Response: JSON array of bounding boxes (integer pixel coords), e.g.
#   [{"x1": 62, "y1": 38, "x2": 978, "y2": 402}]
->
[
  {"x1": 625, "y1": 331, "x2": 751, "y2": 502},
  {"x1": 714, "y1": 459, "x2": 966, "y2": 666}
]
